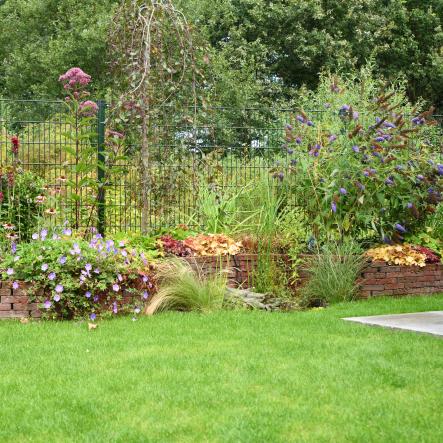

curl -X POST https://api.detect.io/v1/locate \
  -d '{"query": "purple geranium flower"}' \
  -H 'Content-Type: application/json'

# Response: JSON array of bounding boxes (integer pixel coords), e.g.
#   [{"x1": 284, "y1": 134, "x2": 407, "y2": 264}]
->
[
  {"x1": 48, "y1": 272, "x2": 56, "y2": 281},
  {"x1": 117, "y1": 274, "x2": 123, "y2": 282},
  {"x1": 112, "y1": 284, "x2": 120, "y2": 292},
  {"x1": 85, "y1": 263, "x2": 92, "y2": 272},
  {"x1": 385, "y1": 178, "x2": 394, "y2": 186},
  {"x1": 85, "y1": 291, "x2": 91, "y2": 298},
  {"x1": 53, "y1": 294, "x2": 61, "y2": 302},
  {"x1": 55, "y1": 284, "x2": 64, "y2": 293},
  {"x1": 407, "y1": 202, "x2": 413, "y2": 209},
  {"x1": 143, "y1": 291, "x2": 149, "y2": 300},
  {"x1": 6, "y1": 268, "x2": 14, "y2": 276},
  {"x1": 296, "y1": 115, "x2": 305, "y2": 123},
  {"x1": 295, "y1": 137, "x2": 302, "y2": 145},
  {"x1": 32, "y1": 233, "x2": 39, "y2": 240},
  {"x1": 331, "y1": 202, "x2": 337, "y2": 213},
  {"x1": 12, "y1": 281, "x2": 19, "y2": 290},
  {"x1": 90, "y1": 313, "x2": 96, "y2": 321},
  {"x1": 63, "y1": 228, "x2": 72, "y2": 236},
  {"x1": 41, "y1": 263, "x2": 48, "y2": 272},
  {"x1": 134, "y1": 307, "x2": 141, "y2": 314},
  {"x1": 59, "y1": 256, "x2": 67, "y2": 265},
  {"x1": 43, "y1": 300, "x2": 52, "y2": 309},
  {"x1": 11, "y1": 243, "x2": 17, "y2": 254},
  {"x1": 40, "y1": 229, "x2": 48, "y2": 240},
  {"x1": 306, "y1": 120, "x2": 314, "y2": 127},
  {"x1": 352, "y1": 145, "x2": 359, "y2": 153},
  {"x1": 113, "y1": 302, "x2": 118, "y2": 314},
  {"x1": 339, "y1": 188, "x2": 347, "y2": 195}
]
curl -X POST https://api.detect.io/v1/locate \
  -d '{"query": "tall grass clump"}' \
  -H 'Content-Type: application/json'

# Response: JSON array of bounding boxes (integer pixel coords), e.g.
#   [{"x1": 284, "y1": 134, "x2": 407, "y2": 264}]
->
[
  {"x1": 145, "y1": 258, "x2": 227, "y2": 315},
  {"x1": 300, "y1": 240, "x2": 365, "y2": 306}
]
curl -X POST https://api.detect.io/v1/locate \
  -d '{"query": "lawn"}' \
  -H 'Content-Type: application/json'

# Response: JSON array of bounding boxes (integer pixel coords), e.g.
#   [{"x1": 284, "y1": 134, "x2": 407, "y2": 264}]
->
[{"x1": 1, "y1": 295, "x2": 443, "y2": 443}]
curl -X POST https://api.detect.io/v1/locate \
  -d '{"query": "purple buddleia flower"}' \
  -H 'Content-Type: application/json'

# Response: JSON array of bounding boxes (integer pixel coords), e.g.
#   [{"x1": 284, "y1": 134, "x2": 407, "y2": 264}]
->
[
  {"x1": 331, "y1": 202, "x2": 337, "y2": 213},
  {"x1": 12, "y1": 281, "x2": 19, "y2": 290},
  {"x1": 395, "y1": 223, "x2": 407, "y2": 234},
  {"x1": 339, "y1": 187, "x2": 347, "y2": 195},
  {"x1": 48, "y1": 272, "x2": 56, "y2": 281}
]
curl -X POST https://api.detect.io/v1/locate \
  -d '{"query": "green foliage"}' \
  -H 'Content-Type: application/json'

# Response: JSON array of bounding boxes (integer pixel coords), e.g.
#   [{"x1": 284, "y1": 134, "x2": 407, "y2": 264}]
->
[
  {"x1": 145, "y1": 258, "x2": 226, "y2": 314},
  {"x1": 300, "y1": 241, "x2": 365, "y2": 306},
  {"x1": 0, "y1": 170, "x2": 45, "y2": 241},
  {"x1": 279, "y1": 71, "x2": 442, "y2": 242},
  {"x1": 1, "y1": 234, "x2": 154, "y2": 319},
  {"x1": 0, "y1": 0, "x2": 116, "y2": 99}
]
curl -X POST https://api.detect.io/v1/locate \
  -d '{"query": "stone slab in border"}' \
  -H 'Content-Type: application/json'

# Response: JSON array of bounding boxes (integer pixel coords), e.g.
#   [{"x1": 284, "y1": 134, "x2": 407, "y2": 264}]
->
[{"x1": 343, "y1": 311, "x2": 443, "y2": 337}]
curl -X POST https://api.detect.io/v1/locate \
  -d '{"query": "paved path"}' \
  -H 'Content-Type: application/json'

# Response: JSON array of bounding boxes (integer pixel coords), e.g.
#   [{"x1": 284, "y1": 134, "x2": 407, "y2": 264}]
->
[{"x1": 343, "y1": 311, "x2": 443, "y2": 337}]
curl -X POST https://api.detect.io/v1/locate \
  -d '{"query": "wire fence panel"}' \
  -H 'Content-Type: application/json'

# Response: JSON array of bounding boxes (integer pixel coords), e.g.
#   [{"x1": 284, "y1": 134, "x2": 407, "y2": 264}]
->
[{"x1": 1, "y1": 99, "x2": 442, "y2": 235}]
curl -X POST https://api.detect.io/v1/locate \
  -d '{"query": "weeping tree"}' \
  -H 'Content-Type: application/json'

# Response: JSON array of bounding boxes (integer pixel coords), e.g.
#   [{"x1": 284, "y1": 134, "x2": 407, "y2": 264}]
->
[{"x1": 108, "y1": 0, "x2": 206, "y2": 233}]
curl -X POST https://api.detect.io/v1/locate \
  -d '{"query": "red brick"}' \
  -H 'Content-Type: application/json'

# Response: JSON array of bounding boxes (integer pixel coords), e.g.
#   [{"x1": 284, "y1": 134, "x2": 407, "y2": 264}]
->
[
  {"x1": 384, "y1": 283, "x2": 405, "y2": 290},
  {"x1": 2, "y1": 295, "x2": 29, "y2": 304},
  {"x1": 0, "y1": 303, "x2": 12, "y2": 311},
  {"x1": 12, "y1": 303, "x2": 31, "y2": 311},
  {"x1": 0, "y1": 311, "x2": 28, "y2": 318},
  {"x1": 0, "y1": 288, "x2": 11, "y2": 296},
  {"x1": 371, "y1": 290, "x2": 394, "y2": 296},
  {"x1": 363, "y1": 285, "x2": 385, "y2": 291}
]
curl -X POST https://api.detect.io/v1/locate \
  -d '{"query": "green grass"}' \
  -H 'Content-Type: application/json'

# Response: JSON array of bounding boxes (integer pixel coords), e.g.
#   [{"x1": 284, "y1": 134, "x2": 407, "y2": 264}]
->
[{"x1": 1, "y1": 295, "x2": 443, "y2": 443}]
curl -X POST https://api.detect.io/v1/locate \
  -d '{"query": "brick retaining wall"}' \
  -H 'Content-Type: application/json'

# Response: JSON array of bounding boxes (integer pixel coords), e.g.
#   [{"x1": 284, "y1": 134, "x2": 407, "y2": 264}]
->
[{"x1": 2, "y1": 255, "x2": 442, "y2": 318}]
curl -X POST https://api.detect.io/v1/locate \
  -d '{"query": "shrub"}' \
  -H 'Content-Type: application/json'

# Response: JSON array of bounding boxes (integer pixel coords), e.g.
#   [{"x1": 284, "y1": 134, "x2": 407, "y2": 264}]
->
[
  {"x1": 278, "y1": 71, "x2": 442, "y2": 242},
  {"x1": 145, "y1": 258, "x2": 226, "y2": 314},
  {"x1": 300, "y1": 241, "x2": 365, "y2": 306},
  {"x1": 366, "y1": 244, "x2": 426, "y2": 267},
  {"x1": 1, "y1": 229, "x2": 156, "y2": 319}
]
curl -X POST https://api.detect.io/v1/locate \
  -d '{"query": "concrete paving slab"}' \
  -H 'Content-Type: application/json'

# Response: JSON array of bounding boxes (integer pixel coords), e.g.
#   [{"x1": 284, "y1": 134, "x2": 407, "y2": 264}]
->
[{"x1": 343, "y1": 311, "x2": 443, "y2": 337}]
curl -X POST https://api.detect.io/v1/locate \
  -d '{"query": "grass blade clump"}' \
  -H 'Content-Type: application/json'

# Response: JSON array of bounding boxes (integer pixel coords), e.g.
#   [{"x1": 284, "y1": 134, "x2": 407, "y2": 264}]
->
[
  {"x1": 300, "y1": 240, "x2": 365, "y2": 306},
  {"x1": 145, "y1": 258, "x2": 227, "y2": 315}
]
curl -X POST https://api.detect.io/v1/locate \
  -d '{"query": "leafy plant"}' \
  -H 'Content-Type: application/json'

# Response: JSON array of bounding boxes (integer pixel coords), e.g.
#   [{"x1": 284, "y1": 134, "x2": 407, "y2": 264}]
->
[
  {"x1": 184, "y1": 234, "x2": 242, "y2": 256},
  {"x1": 145, "y1": 258, "x2": 226, "y2": 314},
  {"x1": 158, "y1": 235, "x2": 192, "y2": 257},
  {"x1": 1, "y1": 229, "x2": 156, "y2": 319},
  {"x1": 366, "y1": 244, "x2": 426, "y2": 267},
  {"x1": 412, "y1": 246, "x2": 440, "y2": 264},
  {"x1": 300, "y1": 241, "x2": 365, "y2": 306}
]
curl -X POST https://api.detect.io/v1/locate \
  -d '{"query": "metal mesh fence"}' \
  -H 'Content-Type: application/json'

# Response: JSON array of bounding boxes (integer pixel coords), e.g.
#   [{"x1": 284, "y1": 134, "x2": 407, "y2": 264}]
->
[{"x1": 1, "y1": 99, "x2": 442, "y2": 234}]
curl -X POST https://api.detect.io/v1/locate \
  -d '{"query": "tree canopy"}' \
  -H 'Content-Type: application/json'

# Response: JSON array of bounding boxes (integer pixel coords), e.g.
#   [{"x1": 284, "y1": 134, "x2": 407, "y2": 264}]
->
[{"x1": 0, "y1": 0, "x2": 442, "y2": 110}]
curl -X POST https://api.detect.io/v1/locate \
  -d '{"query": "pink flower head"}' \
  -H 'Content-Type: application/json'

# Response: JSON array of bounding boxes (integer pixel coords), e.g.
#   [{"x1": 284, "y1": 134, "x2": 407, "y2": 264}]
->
[
  {"x1": 6, "y1": 268, "x2": 14, "y2": 276},
  {"x1": 59, "y1": 67, "x2": 91, "y2": 90},
  {"x1": 43, "y1": 300, "x2": 52, "y2": 309},
  {"x1": 112, "y1": 284, "x2": 120, "y2": 292},
  {"x1": 78, "y1": 100, "x2": 98, "y2": 117},
  {"x1": 11, "y1": 135, "x2": 19, "y2": 155},
  {"x1": 12, "y1": 281, "x2": 19, "y2": 290}
]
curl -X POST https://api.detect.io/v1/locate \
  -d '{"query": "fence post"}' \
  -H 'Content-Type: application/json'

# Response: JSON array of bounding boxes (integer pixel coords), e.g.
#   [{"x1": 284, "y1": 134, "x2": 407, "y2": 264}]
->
[{"x1": 97, "y1": 100, "x2": 107, "y2": 235}]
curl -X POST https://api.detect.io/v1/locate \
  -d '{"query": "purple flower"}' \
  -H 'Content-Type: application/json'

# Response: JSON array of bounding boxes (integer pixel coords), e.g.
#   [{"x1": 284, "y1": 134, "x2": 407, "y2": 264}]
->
[
  {"x1": 63, "y1": 228, "x2": 72, "y2": 236},
  {"x1": 374, "y1": 136, "x2": 385, "y2": 142},
  {"x1": 11, "y1": 243, "x2": 17, "y2": 254},
  {"x1": 339, "y1": 188, "x2": 347, "y2": 195},
  {"x1": 121, "y1": 250, "x2": 128, "y2": 257},
  {"x1": 94, "y1": 268, "x2": 100, "y2": 274},
  {"x1": 296, "y1": 115, "x2": 305, "y2": 123},
  {"x1": 352, "y1": 145, "x2": 359, "y2": 153},
  {"x1": 384, "y1": 178, "x2": 394, "y2": 186},
  {"x1": 287, "y1": 148, "x2": 294, "y2": 155},
  {"x1": 437, "y1": 164, "x2": 443, "y2": 176},
  {"x1": 6, "y1": 268, "x2": 14, "y2": 276},
  {"x1": 142, "y1": 276, "x2": 149, "y2": 283},
  {"x1": 53, "y1": 294, "x2": 61, "y2": 302},
  {"x1": 59, "y1": 256, "x2": 67, "y2": 265},
  {"x1": 328, "y1": 135, "x2": 337, "y2": 143},
  {"x1": 134, "y1": 307, "x2": 141, "y2": 314},
  {"x1": 43, "y1": 300, "x2": 52, "y2": 309},
  {"x1": 48, "y1": 272, "x2": 56, "y2": 281},
  {"x1": 356, "y1": 182, "x2": 365, "y2": 191},
  {"x1": 12, "y1": 281, "x2": 19, "y2": 290},
  {"x1": 119, "y1": 241, "x2": 125, "y2": 247},
  {"x1": 407, "y1": 202, "x2": 413, "y2": 209},
  {"x1": 395, "y1": 223, "x2": 407, "y2": 234},
  {"x1": 32, "y1": 233, "x2": 39, "y2": 240},
  {"x1": 55, "y1": 284, "x2": 64, "y2": 293},
  {"x1": 113, "y1": 302, "x2": 118, "y2": 314},
  {"x1": 295, "y1": 137, "x2": 302, "y2": 145},
  {"x1": 143, "y1": 291, "x2": 149, "y2": 300},
  {"x1": 90, "y1": 313, "x2": 96, "y2": 321},
  {"x1": 117, "y1": 274, "x2": 123, "y2": 282},
  {"x1": 306, "y1": 120, "x2": 314, "y2": 127},
  {"x1": 290, "y1": 159, "x2": 297, "y2": 166},
  {"x1": 40, "y1": 229, "x2": 48, "y2": 240},
  {"x1": 352, "y1": 111, "x2": 359, "y2": 120},
  {"x1": 331, "y1": 202, "x2": 337, "y2": 213},
  {"x1": 340, "y1": 104, "x2": 350, "y2": 112},
  {"x1": 93, "y1": 295, "x2": 99, "y2": 302},
  {"x1": 417, "y1": 175, "x2": 424, "y2": 181},
  {"x1": 52, "y1": 234, "x2": 60, "y2": 240},
  {"x1": 85, "y1": 263, "x2": 92, "y2": 272},
  {"x1": 41, "y1": 263, "x2": 48, "y2": 272},
  {"x1": 85, "y1": 291, "x2": 91, "y2": 298},
  {"x1": 112, "y1": 284, "x2": 120, "y2": 292}
]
